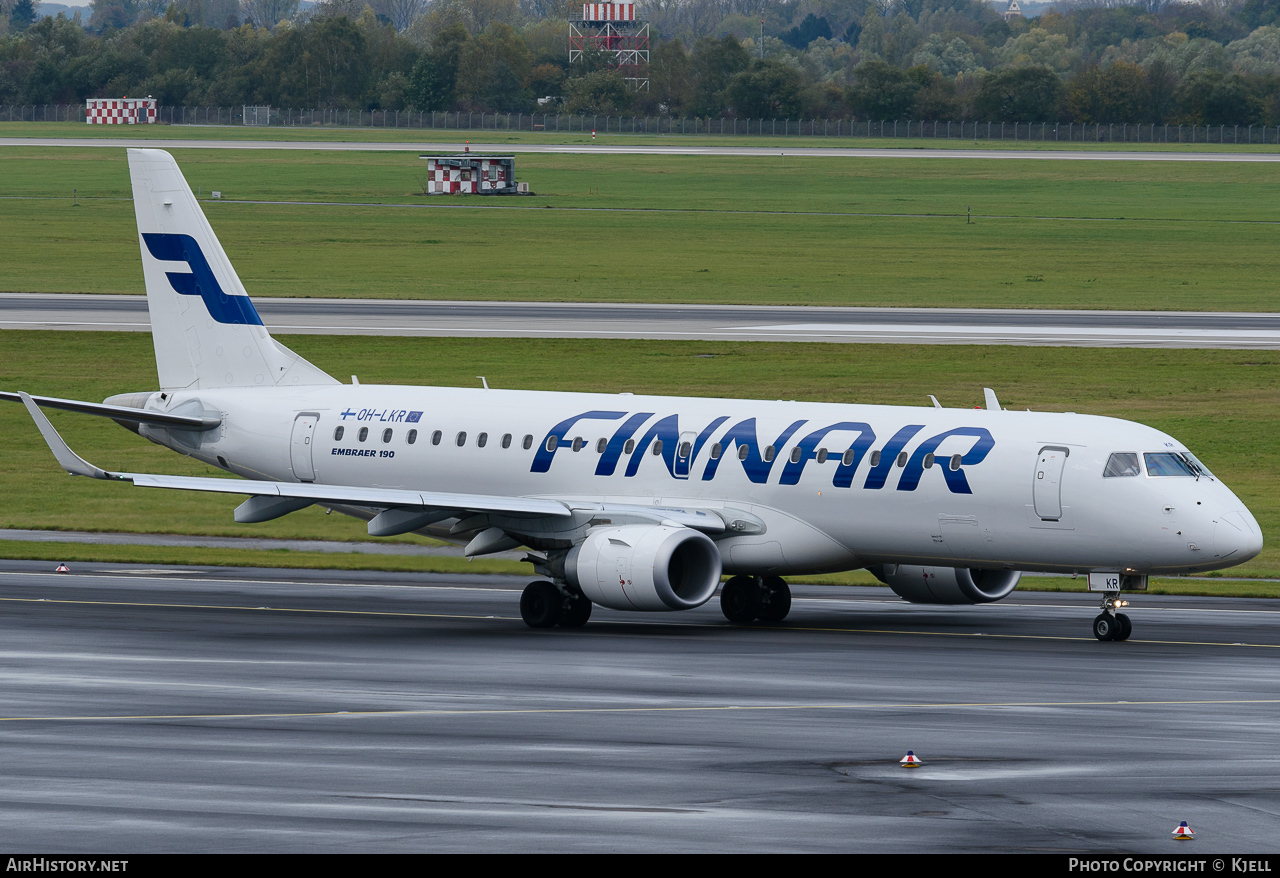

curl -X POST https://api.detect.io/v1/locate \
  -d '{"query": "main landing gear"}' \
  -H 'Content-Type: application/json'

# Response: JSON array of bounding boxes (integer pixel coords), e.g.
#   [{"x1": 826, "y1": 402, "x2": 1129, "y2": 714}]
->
[
  {"x1": 520, "y1": 580, "x2": 592, "y2": 629},
  {"x1": 1093, "y1": 593, "x2": 1132, "y2": 642},
  {"x1": 720, "y1": 575, "x2": 792, "y2": 624}
]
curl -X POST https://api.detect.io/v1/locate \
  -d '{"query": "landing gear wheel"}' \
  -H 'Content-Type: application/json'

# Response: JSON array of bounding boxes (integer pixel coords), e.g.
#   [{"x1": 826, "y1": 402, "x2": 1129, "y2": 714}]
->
[
  {"x1": 720, "y1": 575, "x2": 760, "y2": 624},
  {"x1": 520, "y1": 580, "x2": 562, "y2": 629},
  {"x1": 1093, "y1": 612, "x2": 1120, "y2": 642},
  {"x1": 1115, "y1": 612, "x2": 1132, "y2": 642},
  {"x1": 560, "y1": 595, "x2": 593, "y2": 628},
  {"x1": 757, "y1": 576, "x2": 792, "y2": 623}
]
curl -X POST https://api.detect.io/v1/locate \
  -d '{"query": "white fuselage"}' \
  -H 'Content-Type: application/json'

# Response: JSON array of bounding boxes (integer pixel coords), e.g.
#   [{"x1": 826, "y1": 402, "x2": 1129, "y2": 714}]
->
[{"x1": 140, "y1": 383, "x2": 1263, "y2": 577}]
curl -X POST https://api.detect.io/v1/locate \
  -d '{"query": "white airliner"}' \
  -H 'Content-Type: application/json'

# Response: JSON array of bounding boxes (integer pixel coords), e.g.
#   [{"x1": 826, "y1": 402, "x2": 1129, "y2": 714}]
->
[{"x1": 3, "y1": 149, "x2": 1264, "y2": 640}]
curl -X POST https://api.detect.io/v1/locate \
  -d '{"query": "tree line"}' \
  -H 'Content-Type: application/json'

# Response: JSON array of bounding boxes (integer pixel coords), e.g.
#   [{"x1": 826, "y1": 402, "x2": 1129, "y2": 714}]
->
[{"x1": 3, "y1": 0, "x2": 1280, "y2": 125}]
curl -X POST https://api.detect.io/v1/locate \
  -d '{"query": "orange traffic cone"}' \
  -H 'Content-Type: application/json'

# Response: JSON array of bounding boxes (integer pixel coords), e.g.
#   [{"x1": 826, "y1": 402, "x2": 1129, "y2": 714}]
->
[
  {"x1": 900, "y1": 750, "x2": 921, "y2": 768},
  {"x1": 1172, "y1": 821, "x2": 1194, "y2": 840}
]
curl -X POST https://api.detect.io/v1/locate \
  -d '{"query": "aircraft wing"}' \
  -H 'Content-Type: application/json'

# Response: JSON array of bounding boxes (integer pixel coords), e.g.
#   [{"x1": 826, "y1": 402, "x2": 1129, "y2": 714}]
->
[{"x1": 17, "y1": 391, "x2": 571, "y2": 520}]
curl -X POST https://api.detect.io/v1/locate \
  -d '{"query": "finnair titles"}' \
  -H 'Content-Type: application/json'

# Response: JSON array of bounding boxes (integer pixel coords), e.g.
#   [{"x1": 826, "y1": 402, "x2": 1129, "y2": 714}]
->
[{"x1": 3, "y1": 149, "x2": 1263, "y2": 641}]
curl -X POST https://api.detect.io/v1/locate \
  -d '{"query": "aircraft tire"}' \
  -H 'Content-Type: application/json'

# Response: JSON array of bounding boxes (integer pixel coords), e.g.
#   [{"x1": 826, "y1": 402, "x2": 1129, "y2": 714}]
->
[
  {"x1": 1115, "y1": 612, "x2": 1132, "y2": 641},
  {"x1": 560, "y1": 596, "x2": 593, "y2": 628},
  {"x1": 1092, "y1": 612, "x2": 1120, "y2": 641},
  {"x1": 757, "y1": 576, "x2": 792, "y2": 622},
  {"x1": 720, "y1": 575, "x2": 760, "y2": 624},
  {"x1": 521, "y1": 581, "x2": 562, "y2": 629}
]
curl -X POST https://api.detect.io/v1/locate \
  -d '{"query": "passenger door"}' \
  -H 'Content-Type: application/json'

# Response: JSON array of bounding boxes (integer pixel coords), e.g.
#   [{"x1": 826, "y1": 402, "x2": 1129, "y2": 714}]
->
[
  {"x1": 1033, "y1": 446, "x2": 1070, "y2": 521},
  {"x1": 290, "y1": 413, "x2": 320, "y2": 482}
]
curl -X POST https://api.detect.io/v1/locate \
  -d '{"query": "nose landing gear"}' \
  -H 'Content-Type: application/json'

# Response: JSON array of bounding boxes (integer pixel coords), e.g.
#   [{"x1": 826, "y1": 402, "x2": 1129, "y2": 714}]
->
[
  {"x1": 1093, "y1": 593, "x2": 1132, "y2": 642},
  {"x1": 720, "y1": 575, "x2": 792, "y2": 624}
]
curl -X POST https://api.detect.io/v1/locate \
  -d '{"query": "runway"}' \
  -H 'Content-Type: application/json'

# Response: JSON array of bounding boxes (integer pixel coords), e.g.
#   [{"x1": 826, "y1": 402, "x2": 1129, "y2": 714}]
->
[
  {"x1": 1, "y1": 558, "x2": 1277, "y2": 852},
  {"x1": 4, "y1": 136, "x2": 1280, "y2": 162},
  {"x1": 4, "y1": 294, "x2": 1280, "y2": 348}
]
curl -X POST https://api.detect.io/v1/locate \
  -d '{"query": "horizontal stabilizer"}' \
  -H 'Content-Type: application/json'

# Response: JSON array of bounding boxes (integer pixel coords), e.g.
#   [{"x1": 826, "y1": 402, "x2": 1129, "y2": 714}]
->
[{"x1": 0, "y1": 391, "x2": 221, "y2": 430}]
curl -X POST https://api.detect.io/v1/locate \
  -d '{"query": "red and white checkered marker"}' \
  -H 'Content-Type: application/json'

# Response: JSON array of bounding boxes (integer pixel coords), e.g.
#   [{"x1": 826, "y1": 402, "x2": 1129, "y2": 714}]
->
[
  {"x1": 900, "y1": 750, "x2": 921, "y2": 767},
  {"x1": 55, "y1": 563, "x2": 70, "y2": 573},
  {"x1": 1172, "y1": 821, "x2": 1194, "y2": 840}
]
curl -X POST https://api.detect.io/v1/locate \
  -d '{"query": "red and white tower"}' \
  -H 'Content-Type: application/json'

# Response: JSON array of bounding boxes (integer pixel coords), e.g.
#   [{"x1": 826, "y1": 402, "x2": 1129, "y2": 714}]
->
[{"x1": 570, "y1": 3, "x2": 649, "y2": 92}]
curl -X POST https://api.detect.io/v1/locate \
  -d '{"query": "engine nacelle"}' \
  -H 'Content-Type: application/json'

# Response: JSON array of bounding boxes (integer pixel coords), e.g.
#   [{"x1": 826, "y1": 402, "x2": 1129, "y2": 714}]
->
[
  {"x1": 871, "y1": 564, "x2": 1021, "y2": 605},
  {"x1": 566, "y1": 525, "x2": 722, "y2": 612}
]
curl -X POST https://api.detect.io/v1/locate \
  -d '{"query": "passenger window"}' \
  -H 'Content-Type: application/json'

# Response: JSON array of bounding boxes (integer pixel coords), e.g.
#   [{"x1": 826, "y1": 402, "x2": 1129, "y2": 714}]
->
[
  {"x1": 522, "y1": 434, "x2": 533, "y2": 450},
  {"x1": 407, "y1": 429, "x2": 417, "y2": 445},
  {"x1": 763, "y1": 445, "x2": 775, "y2": 462},
  {"x1": 896, "y1": 451, "x2": 908, "y2": 467},
  {"x1": 737, "y1": 444, "x2": 750, "y2": 461},
  {"x1": 624, "y1": 439, "x2": 635, "y2": 454},
  {"x1": 1103, "y1": 453, "x2": 1141, "y2": 478},
  {"x1": 545, "y1": 435, "x2": 558, "y2": 452},
  {"x1": 679, "y1": 442, "x2": 692, "y2": 458},
  {"x1": 923, "y1": 452, "x2": 934, "y2": 469},
  {"x1": 456, "y1": 431, "x2": 467, "y2": 447},
  {"x1": 842, "y1": 449, "x2": 855, "y2": 467},
  {"x1": 789, "y1": 446, "x2": 801, "y2": 463},
  {"x1": 596, "y1": 438, "x2": 607, "y2": 453},
  {"x1": 358, "y1": 427, "x2": 368, "y2": 442},
  {"x1": 710, "y1": 442, "x2": 722, "y2": 460},
  {"x1": 382, "y1": 428, "x2": 393, "y2": 443},
  {"x1": 949, "y1": 453, "x2": 961, "y2": 471},
  {"x1": 816, "y1": 448, "x2": 828, "y2": 463},
  {"x1": 1144, "y1": 452, "x2": 1196, "y2": 477},
  {"x1": 477, "y1": 432, "x2": 488, "y2": 448},
  {"x1": 333, "y1": 426, "x2": 344, "y2": 441},
  {"x1": 502, "y1": 433, "x2": 512, "y2": 449},
  {"x1": 870, "y1": 450, "x2": 881, "y2": 467},
  {"x1": 572, "y1": 436, "x2": 584, "y2": 452},
  {"x1": 431, "y1": 430, "x2": 442, "y2": 446},
  {"x1": 651, "y1": 439, "x2": 663, "y2": 456}
]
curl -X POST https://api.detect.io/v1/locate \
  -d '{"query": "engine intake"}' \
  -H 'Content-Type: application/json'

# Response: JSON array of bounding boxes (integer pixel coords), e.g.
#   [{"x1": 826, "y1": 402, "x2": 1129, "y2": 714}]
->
[
  {"x1": 566, "y1": 525, "x2": 722, "y2": 611},
  {"x1": 871, "y1": 564, "x2": 1021, "y2": 605}
]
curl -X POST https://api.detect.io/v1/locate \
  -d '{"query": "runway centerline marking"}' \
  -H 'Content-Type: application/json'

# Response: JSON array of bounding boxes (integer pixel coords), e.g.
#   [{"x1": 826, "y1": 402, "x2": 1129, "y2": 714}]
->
[
  {"x1": 4, "y1": 595, "x2": 1278, "y2": 649},
  {"x1": 2, "y1": 696, "x2": 1279, "y2": 724}
]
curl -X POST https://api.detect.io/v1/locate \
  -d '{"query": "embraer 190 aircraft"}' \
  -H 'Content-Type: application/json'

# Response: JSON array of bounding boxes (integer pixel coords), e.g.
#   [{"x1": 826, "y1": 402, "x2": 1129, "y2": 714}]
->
[{"x1": 3, "y1": 149, "x2": 1264, "y2": 640}]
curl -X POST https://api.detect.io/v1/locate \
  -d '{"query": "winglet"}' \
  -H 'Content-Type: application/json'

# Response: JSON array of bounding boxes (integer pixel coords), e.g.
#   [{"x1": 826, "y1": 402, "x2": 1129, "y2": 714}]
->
[
  {"x1": 19, "y1": 392, "x2": 118, "y2": 480},
  {"x1": 983, "y1": 388, "x2": 1002, "y2": 412}
]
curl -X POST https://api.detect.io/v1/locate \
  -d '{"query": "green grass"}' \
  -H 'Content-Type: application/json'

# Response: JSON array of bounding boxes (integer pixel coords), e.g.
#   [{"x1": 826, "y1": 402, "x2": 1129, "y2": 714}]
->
[
  {"x1": 4, "y1": 146, "x2": 1280, "y2": 310},
  {"x1": 5, "y1": 119, "x2": 1280, "y2": 152},
  {"x1": 1, "y1": 331, "x2": 1278, "y2": 582}
]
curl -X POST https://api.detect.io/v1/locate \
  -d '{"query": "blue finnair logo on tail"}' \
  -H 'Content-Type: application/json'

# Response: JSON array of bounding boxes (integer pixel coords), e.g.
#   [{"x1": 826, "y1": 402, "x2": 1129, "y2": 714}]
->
[{"x1": 142, "y1": 233, "x2": 263, "y2": 326}]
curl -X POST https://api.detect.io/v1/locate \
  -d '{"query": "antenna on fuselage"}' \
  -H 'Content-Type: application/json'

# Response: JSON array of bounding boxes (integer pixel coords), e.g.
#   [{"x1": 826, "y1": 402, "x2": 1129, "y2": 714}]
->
[
  {"x1": 929, "y1": 395, "x2": 942, "y2": 409},
  {"x1": 983, "y1": 388, "x2": 1002, "y2": 411}
]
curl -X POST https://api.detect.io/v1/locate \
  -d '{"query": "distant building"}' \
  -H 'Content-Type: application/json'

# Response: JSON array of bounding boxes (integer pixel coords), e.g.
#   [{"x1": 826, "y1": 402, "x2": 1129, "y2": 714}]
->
[
  {"x1": 1004, "y1": 0, "x2": 1023, "y2": 20},
  {"x1": 420, "y1": 155, "x2": 525, "y2": 196},
  {"x1": 86, "y1": 97, "x2": 156, "y2": 125}
]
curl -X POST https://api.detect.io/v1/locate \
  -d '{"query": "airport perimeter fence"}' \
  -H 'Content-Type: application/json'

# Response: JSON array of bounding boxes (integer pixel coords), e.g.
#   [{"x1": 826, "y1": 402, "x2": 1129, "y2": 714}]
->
[{"x1": 7, "y1": 103, "x2": 1280, "y2": 144}]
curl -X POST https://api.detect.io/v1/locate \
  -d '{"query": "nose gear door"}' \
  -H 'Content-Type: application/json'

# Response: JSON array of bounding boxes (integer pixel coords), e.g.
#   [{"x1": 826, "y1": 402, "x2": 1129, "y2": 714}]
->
[
  {"x1": 1033, "y1": 446, "x2": 1069, "y2": 520},
  {"x1": 290, "y1": 413, "x2": 320, "y2": 482}
]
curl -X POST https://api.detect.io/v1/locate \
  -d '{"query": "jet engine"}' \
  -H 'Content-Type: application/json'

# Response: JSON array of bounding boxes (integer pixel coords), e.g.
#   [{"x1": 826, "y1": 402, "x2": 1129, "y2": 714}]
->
[
  {"x1": 566, "y1": 525, "x2": 722, "y2": 612},
  {"x1": 870, "y1": 564, "x2": 1021, "y2": 604}
]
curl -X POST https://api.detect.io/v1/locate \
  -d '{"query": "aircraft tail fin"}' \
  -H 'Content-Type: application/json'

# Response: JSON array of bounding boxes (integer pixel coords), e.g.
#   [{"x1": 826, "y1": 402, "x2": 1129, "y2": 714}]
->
[{"x1": 127, "y1": 148, "x2": 338, "y2": 391}]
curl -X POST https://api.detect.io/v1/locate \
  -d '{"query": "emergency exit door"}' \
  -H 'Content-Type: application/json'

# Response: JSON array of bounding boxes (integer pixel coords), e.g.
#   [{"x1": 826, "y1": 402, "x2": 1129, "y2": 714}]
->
[
  {"x1": 290, "y1": 413, "x2": 319, "y2": 482},
  {"x1": 1033, "y1": 446, "x2": 1069, "y2": 520}
]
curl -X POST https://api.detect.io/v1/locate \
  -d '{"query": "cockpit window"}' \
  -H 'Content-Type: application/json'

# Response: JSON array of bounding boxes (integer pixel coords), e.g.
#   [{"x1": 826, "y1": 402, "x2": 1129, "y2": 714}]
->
[
  {"x1": 1103, "y1": 453, "x2": 1141, "y2": 478},
  {"x1": 1144, "y1": 452, "x2": 1197, "y2": 477}
]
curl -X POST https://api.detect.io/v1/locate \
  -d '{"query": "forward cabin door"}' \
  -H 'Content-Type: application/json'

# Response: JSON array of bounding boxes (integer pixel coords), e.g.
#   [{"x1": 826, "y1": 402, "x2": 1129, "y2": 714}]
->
[
  {"x1": 1033, "y1": 446, "x2": 1069, "y2": 521},
  {"x1": 290, "y1": 413, "x2": 320, "y2": 482}
]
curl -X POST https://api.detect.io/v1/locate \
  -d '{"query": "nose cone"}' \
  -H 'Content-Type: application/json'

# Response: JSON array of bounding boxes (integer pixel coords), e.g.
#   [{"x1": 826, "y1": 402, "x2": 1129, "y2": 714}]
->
[{"x1": 1214, "y1": 508, "x2": 1264, "y2": 564}]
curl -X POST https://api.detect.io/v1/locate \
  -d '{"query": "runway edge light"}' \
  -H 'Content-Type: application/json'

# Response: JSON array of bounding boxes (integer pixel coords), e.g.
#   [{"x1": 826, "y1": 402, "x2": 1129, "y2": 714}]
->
[
  {"x1": 55, "y1": 563, "x2": 69, "y2": 573},
  {"x1": 1172, "y1": 821, "x2": 1195, "y2": 840},
  {"x1": 900, "y1": 750, "x2": 921, "y2": 768}
]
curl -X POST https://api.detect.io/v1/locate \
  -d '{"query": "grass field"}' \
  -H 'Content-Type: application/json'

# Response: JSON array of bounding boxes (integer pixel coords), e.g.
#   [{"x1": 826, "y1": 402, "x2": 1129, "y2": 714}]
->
[
  {"x1": 4, "y1": 145, "x2": 1280, "y2": 310},
  {"x1": 2, "y1": 331, "x2": 1277, "y2": 587},
  {"x1": 6, "y1": 119, "x2": 1280, "y2": 152}
]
